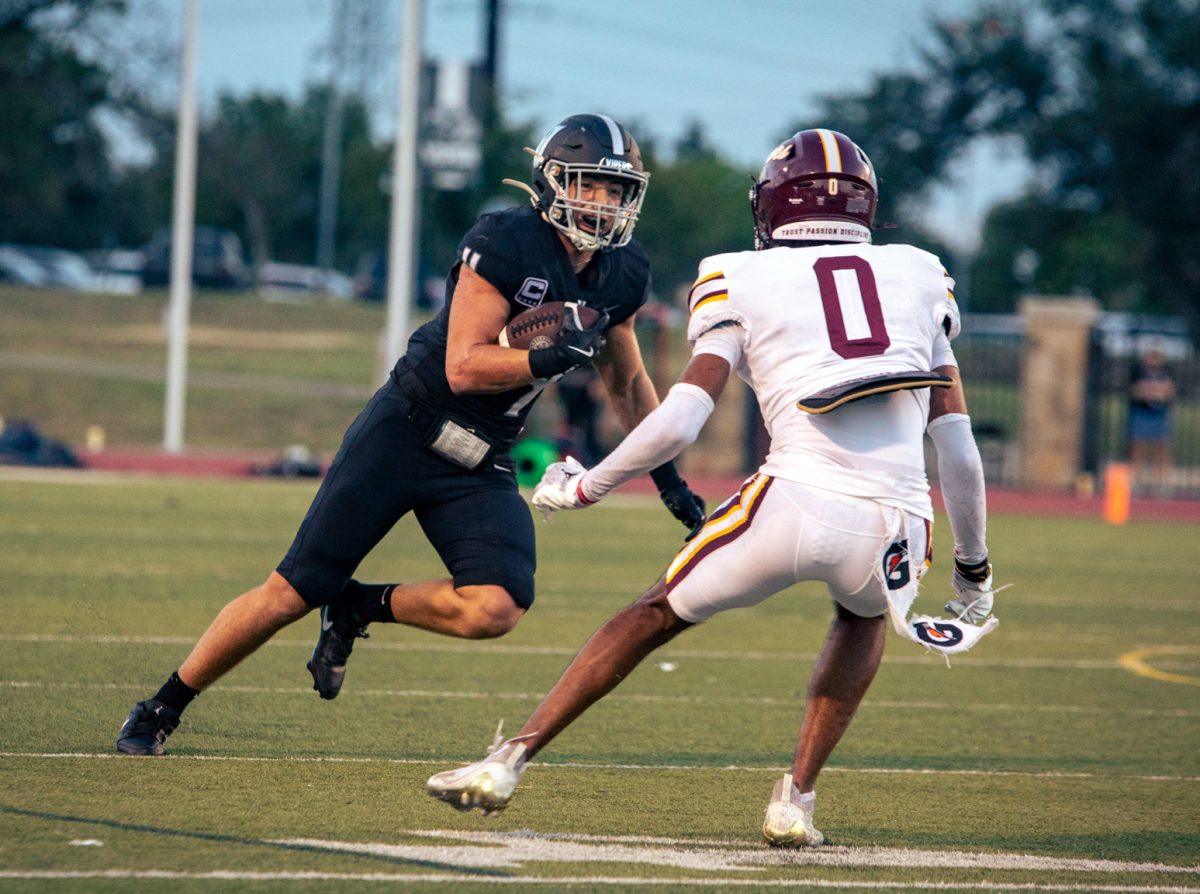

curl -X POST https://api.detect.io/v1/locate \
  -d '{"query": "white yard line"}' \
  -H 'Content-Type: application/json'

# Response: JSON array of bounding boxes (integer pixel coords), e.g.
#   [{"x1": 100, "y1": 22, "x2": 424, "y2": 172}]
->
[
  {"x1": 1, "y1": 751, "x2": 1195, "y2": 783},
  {"x1": 289, "y1": 829, "x2": 1200, "y2": 875},
  {"x1": 1, "y1": 678, "x2": 1195, "y2": 718},
  {"x1": 0, "y1": 632, "x2": 1135, "y2": 669}
]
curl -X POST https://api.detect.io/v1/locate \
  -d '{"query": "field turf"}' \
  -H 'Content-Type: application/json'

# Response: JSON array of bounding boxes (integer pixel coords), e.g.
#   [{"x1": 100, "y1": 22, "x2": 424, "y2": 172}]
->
[{"x1": 1, "y1": 471, "x2": 1197, "y2": 892}]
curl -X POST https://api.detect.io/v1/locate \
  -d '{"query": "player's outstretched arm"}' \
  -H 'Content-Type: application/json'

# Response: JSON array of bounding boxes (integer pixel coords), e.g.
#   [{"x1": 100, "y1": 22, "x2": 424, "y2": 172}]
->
[
  {"x1": 532, "y1": 352, "x2": 730, "y2": 521},
  {"x1": 927, "y1": 365, "x2": 994, "y2": 622},
  {"x1": 592, "y1": 317, "x2": 709, "y2": 536}
]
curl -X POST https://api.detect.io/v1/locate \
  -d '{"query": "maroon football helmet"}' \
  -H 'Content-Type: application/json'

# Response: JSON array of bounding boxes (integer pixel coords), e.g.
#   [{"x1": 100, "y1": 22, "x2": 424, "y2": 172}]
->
[{"x1": 750, "y1": 129, "x2": 878, "y2": 249}]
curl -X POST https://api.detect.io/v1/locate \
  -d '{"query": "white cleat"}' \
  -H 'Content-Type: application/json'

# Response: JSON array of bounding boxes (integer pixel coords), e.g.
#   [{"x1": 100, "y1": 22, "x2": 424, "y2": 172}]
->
[
  {"x1": 426, "y1": 723, "x2": 532, "y2": 817},
  {"x1": 762, "y1": 773, "x2": 825, "y2": 847}
]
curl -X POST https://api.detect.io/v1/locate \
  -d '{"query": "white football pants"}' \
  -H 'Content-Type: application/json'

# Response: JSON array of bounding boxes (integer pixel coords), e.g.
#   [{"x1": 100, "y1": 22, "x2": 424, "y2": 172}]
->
[{"x1": 664, "y1": 474, "x2": 929, "y2": 622}]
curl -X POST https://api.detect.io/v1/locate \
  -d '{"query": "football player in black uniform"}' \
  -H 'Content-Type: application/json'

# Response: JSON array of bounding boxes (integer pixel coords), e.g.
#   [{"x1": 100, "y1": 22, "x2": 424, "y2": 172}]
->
[{"x1": 116, "y1": 113, "x2": 707, "y2": 755}]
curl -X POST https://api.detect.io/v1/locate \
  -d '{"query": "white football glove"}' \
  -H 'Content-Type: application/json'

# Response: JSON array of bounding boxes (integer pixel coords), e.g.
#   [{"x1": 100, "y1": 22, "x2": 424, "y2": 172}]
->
[
  {"x1": 531, "y1": 456, "x2": 593, "y2": 521},
  {"x1": 945, "y1": 558, "x2": 994, "y2": 624}
]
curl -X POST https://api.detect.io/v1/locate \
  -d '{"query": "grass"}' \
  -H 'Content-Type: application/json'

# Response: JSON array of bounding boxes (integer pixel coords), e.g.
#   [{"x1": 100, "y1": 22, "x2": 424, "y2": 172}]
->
[
  {"x1": 0, "y1": 287, "x2": 645, "y2": 454},
  {"x1": 0, "y1": 471, "x2": 1197, "y2": 892},
  {"x1": 0, "y1": 288, "x2": 392, "y2": 451}
]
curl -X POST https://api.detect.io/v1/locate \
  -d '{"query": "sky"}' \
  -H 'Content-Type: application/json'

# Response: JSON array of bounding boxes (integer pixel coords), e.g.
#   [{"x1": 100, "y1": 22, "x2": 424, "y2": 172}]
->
[{"x1": 139, "y1": 0, "x2": 1032, "y2": 251}]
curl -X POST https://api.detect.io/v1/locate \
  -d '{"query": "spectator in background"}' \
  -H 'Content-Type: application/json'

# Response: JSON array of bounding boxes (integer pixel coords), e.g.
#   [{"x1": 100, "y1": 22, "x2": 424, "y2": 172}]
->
[{"x1": 1127, "y1": 348, "x2": 1175, "y2": 495}]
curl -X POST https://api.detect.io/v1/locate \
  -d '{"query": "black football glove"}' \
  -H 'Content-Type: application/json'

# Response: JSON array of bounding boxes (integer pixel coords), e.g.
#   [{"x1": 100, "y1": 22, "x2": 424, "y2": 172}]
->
[
  {"x1": 650, "y1": 462, "x2": 706, "y2": 541},
  {"x1": 659, "y1": 481, "x2": 707, "y2": 541},
  {"x1": 528, "y1": 303, "x2": 610, "y2": 379}
]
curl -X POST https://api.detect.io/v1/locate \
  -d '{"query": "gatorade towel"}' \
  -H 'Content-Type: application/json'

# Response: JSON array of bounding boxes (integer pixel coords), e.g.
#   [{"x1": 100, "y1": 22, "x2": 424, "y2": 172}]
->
[{"x1": 877, "y1": 509, "x2": 999, "y2": 657}]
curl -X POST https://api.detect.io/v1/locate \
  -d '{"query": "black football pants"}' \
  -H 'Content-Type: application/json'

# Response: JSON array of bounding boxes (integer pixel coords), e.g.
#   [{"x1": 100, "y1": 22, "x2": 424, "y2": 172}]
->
[{"x1": 276, "y1": 379, "x2": 536, "y2": 609}]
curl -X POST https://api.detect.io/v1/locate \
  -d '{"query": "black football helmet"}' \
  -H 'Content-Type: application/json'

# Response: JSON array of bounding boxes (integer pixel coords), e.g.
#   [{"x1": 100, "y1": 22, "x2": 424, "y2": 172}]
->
[
  {"x1": 750, "y1": 129, "x2": 878, "y2": 249},
  {"x1": 504, "y1": 114, "x2": 649, "y2": 251}
]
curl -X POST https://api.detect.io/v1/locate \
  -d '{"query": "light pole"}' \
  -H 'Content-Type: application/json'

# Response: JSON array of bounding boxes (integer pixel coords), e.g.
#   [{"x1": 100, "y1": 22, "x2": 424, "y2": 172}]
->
[
  {"x1": 382, "y1": 0, "x2": 424, "y2": 379},
  {"x1": 163, "y1": 0, "x2": 199, "y2": 453}
]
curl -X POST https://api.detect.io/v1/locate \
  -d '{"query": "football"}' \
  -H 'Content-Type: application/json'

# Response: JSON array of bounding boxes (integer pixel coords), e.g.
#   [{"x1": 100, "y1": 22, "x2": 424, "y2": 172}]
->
[{"x1": 499, "y1": 302, "x2": 602, "y2": 351}]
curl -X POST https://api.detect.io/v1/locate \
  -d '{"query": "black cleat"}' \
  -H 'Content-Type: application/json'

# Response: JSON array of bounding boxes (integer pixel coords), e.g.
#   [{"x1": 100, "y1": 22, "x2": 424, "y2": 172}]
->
[
  {"x1": 116, "y1": 699, "x2": 181, "y2": 755},
  {"x1": 307, "y1": 603, "x2": 368, "y2": 699}
]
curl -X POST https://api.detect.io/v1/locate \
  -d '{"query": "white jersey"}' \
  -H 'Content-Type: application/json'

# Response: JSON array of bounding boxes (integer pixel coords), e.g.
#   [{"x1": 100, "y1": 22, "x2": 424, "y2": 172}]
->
[{"x1": 686, "y1": 242, "x2": 959, "y2": 519}]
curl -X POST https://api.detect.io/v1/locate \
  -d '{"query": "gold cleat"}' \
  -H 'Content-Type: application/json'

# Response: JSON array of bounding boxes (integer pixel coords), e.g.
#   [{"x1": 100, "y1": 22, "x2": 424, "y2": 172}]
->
[
  {"x1": 426, "y1": 722, "x2": 532, "y2": 817},
  {"x1": 762, "y1": 773, "x2": 825, "y2": 847}
]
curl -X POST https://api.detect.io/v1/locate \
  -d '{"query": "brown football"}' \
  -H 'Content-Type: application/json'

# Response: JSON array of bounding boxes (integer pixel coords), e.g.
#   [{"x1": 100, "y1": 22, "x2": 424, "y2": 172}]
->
[{"x1": 499, "y1": 302, "x2": 602, "y2": 350}]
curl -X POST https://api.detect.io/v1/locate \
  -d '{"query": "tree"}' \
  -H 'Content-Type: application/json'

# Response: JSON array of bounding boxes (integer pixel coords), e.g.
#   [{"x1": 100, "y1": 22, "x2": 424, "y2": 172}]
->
[
  {"x1": 803, "y1": 0, "x2": 1200, "y2": 324},
  {"x1": 0, "y1": 0, "x2": 171, "y2": 248},
  {"x1": 134, "y1": 86, "x2": 388, "y2": 271},
  {"x1": 1, "y1": 0, "x2": 121, "y2": 246},
  {"x1": 972, "y1": 201, "x2": 1154, "y2": 312},
  {"x1": 634, "y1": 121, "x2": 752, "y2": 303}
]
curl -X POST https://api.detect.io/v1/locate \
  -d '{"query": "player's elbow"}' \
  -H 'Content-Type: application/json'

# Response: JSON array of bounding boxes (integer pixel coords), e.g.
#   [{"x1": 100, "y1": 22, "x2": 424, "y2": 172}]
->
[
  {"x1": 601, "y1": 377, "x2": 636, "y2": 410},
  {"x1": 659, "y1": 425, "x2": 699, "y2": 457},
  {"x1": 445, "y1": 358, "x2": 483, "y2": 395},
  {"x1": 665, "y1": 403, "x2": 708, "y2": 453}
]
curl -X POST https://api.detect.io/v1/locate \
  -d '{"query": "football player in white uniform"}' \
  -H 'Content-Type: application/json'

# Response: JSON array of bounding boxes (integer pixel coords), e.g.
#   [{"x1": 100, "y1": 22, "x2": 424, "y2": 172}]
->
[{"x1": 427, "y1": 129, "x2": 996, "y2": 846}]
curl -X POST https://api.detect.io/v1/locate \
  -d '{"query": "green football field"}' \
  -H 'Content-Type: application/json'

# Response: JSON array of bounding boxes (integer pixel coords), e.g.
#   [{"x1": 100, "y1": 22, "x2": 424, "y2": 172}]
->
[{"x1": 1, "y1": 470, "x2": 1197, "y2": 893}]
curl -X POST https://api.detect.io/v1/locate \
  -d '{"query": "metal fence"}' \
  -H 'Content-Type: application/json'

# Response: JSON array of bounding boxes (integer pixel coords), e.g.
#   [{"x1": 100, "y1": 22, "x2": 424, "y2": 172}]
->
[
  {"x1": 956, "y1": 311, "x2": 1199, "y2": 495},
  {"x1": 952, "y1": 314, "x2": 1026, "y2": 486}
]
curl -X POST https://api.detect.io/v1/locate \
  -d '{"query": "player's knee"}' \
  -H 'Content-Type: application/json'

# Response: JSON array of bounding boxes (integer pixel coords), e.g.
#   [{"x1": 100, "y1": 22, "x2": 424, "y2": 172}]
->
[
  {"x1": 455, "y1": 586, "x2": 524, "y2": 639},
  {"x1": 629, "y1": 580, "x2": 688, "y2": 637},
  {"x1": 835, "y1": 602, "x2": 885, "y2": 622},
  {"x1": 261, "y1": 572, "x2": 312, "y2": 623}
]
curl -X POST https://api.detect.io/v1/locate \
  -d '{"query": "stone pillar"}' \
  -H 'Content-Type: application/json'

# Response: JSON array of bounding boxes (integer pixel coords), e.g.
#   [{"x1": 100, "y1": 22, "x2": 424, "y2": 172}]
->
[{"x1": 1017, "y1": 296, "x2": 1102, "y2": 489}]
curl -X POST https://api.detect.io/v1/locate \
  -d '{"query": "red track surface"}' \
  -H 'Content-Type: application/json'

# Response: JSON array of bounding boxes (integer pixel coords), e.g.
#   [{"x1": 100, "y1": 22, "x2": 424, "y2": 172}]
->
[{"x1": 79, "y1": 448, "x2": 1200, "y2": 525}]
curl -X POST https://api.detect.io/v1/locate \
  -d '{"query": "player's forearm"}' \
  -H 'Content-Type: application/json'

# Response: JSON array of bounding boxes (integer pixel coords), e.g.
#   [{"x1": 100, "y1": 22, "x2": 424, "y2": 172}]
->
[
  {"x1": 606, "y1": 367, "x2": 663, "y2": 432},
  {"x1": 445, "y1": 344, "x2": 539, "y2": 394},
  {"x1": 581, "y1": 383, "x2": 714, "y2": 501},
  {"x1": 928, "y1": 413, "x2": 988, "y2": 564}
]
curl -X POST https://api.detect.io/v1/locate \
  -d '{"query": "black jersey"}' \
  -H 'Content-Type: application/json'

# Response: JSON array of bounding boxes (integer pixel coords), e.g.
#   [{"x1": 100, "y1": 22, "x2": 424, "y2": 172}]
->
[{"x1": 393, "y1": 205, "x2": 651, "y2": 449}]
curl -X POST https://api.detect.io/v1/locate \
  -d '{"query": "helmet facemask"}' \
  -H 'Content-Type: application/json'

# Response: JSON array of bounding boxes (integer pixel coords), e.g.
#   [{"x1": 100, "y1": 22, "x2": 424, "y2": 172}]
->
[
  {"x1": 536, "y1": 157, "x2": 648, "y2": 251},
  {"x1": 502, "y1": 113, "x2": 650, "y2": 252}
]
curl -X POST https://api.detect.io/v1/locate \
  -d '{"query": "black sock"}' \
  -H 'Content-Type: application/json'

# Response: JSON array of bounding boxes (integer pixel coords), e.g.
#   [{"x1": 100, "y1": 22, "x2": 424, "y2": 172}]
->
[
  {"x1": 152, "y1": 671, "x2": 200, "y2": 714},
  {"x1": 342, "y1": 580, "x2": 397, "y2": 624}
]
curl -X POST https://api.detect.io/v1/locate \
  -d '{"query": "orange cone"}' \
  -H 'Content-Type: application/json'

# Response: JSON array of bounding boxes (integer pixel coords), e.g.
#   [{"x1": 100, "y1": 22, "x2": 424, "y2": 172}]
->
[{"x1": 1104, "y1": 463, "x2": 1131, "y2": 525}]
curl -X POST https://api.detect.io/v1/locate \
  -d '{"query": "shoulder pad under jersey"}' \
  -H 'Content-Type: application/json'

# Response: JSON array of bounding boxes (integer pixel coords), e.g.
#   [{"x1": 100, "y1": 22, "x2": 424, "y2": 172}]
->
[{"x1": 684, "y1": 253, "x2": 751, "y2": 346}]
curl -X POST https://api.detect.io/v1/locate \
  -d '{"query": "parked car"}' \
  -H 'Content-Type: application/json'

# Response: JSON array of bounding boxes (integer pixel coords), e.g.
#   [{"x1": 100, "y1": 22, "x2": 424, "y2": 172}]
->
[
  {"x1": 9, "y1": 244, "x2": 104, "y2": 292},
  {"x1": 257, "y1": 262, "x2": 354, "y2": 303},
  {"x1": 141, "y1": 226, "x2": 251, "y2": 290},
  {"x1": 353, "y1": 251, "x2": 445, "y2": 308},
  {"x1": 2, "y1": 243, "x2": 143, "y2": 294},
  {"x1": 85, "y1": 248, "x2": 144, "y2": 295},
  {"x1": 0, "y1": 245, "x2": 49, "y2": 287}
]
